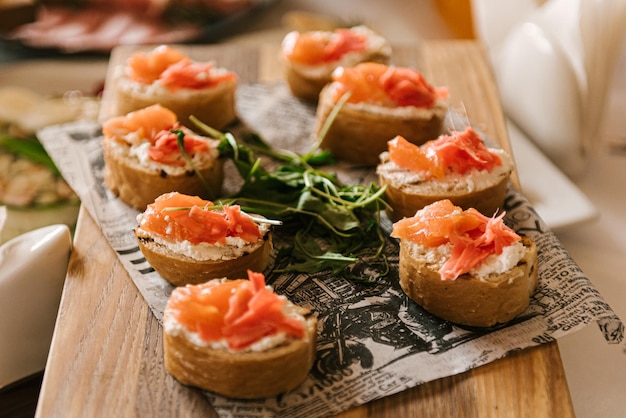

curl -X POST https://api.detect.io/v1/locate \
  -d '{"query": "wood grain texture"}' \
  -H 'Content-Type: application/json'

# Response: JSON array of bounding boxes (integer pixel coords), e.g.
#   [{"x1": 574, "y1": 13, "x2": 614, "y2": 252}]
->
[
  {"x1": 36, "y1": 41, "x2": 573, "y2": 418},
  {"x1": 36, "y1": 208, "x2": 218, "y2": 418}
]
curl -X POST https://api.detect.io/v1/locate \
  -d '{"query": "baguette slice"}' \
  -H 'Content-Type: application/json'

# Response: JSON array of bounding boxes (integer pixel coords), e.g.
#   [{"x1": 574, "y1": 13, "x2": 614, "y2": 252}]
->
[
  {"x1": 134, "y1": 192, "x2": 273, "y2": 286},
  {"x1": 102, "y1": 136, "x2": 223, "y2": 211},
  {"x1": 281, "y1": 25, "x2": 391, "y2": 102},
  {"x1": 315, "y1": 68, "x2": 448, "y2": 166},
  {"x1": 114, "y1": 75, "x2": 237, "y2": 130},
  {"x1": 102, "y1": 104, "x2": 224, "y2": 210},
  {"x1": 113, "y1": 45, "x2": 238, "y2": 129},
  {"x1": 398, "y1": 236, "x2": 538, "y2": 327},
  {"x1": 163, "y1": 277, "x2": 317, "y2": 399},
  {"x1": 377, "y1": 144, "x2": 513, "y2": 222},
  {"x1": 135, "y1": 228, "x2": 273, "y2": 286}
]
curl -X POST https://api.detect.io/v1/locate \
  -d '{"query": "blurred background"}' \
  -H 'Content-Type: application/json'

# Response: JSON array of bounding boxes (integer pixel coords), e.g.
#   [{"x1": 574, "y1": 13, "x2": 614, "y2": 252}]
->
[{"x1": 1, "y1": 1, "x2": 625, "y2": 417}]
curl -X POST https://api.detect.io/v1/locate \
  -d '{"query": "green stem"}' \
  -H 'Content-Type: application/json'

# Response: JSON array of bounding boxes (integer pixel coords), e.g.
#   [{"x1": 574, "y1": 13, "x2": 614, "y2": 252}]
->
[
  {"x1": 160, "y1": 204, "x2": 283, "y2": 225},
  {"x1": 173, "y1": 129, "x2": 216, "y2": 199},
  {"x1": 303, "y1": 91, "x2": 351, "y2": 160}
]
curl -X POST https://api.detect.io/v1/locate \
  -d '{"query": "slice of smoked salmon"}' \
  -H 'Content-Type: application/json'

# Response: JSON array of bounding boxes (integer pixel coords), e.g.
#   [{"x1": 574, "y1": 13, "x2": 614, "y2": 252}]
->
[
  {"x1": 102, "y1": 104, "x2": 177, "y2": 141},
  {"x1": 222, "y1": 205, "x2": 265, "y2": 243},
  {"x1": 127, "y1": 45, "x2": 188, "y2": 84},
  {"x1": 391, "y1": 199, "x2": 461, "y2": 247},
  {"x1": 140, "y1": 192, "x2": 262, "y2": 245},
  {"x1": 148, "y1": 129, "x2": 210, "y2": 166},
  {"x1": 159, "y1": 60, "x2": 237, "y2": 91},
  {"x1": 330, "y1": 62, "x2": 448, "y2": 107},
  {"x1": 331, "y1": 63, "x2": 388, "y2": 104},
  {"x1": 167, "y1": 271, "x2": 306, "y2": 350},
  {"x1": 127, "y1": 45, "x2": 237, "y2": 90},
  {"x1": 380, "y1": 66, "x2": 447, "y2": 107},
  {"x1": 428, "y1": 127, "x2": 502, "y2": 174},
  {"x1": 283, "y1": 28, "x2": 368, "y2": 65},
  {"x1": 103, "y1": 104, "x2": 213, "y2": 167},
  {"x1": 170, "y1": 279, "x2": 244, "y2": 342},
  {"x1": 387, "y1": 135, "x2": 446, "y2": 178},
  {"x1": 387, "y1": 127, "x2": 502, "y2": 178},
  {"x1": 392, "y1": 199, "x2": 520, "y2": 280}
]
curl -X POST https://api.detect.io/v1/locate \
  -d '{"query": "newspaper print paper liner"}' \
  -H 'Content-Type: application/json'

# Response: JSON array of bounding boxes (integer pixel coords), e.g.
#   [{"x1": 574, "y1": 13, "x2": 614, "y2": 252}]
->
[{"x1": 37, "y1": 81, "x2": 624, "y2": 418}]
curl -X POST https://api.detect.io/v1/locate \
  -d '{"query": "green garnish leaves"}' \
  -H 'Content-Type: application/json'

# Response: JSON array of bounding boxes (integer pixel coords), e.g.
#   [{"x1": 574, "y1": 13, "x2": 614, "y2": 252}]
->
[
  {"x1": 189, "y1": 105, "x2": 391, "y2": 282},
  {"x1": 285, "y1": 229, "x2": 358, "y2": 274}
]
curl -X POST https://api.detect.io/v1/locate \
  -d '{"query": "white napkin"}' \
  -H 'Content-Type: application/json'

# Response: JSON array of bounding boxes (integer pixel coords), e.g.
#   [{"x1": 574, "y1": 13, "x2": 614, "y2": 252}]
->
[
  {"x1": 0, "y1": 224, "x2": 71, "y2": 388},
  {"x1": 473, "y1": 0, "x2": 626, "y2": 178}
]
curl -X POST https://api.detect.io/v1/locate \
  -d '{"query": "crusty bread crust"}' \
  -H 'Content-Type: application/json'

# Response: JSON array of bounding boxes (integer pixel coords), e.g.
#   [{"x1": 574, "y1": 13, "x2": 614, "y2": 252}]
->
[
  {"x1": 114, "y1": 76, "x2": 237, "y2": 130},
  {"x1": 315, "y1": 85, "x2": 447, "y2": 166},
  {"x1": 163, "y1": 307, "x2": 317, "y2": 399},
  {"x1": 284, "y1": 65, "x2": 332, "y2": 102},
  {"x1": 378, "y1": 166, "x2": 510, "y2": 221},
  {"x1": 398, "y1": 236, "x2": 538, "y2": 327},
  {"x1": 102, "y1": 137, "x2": 224, "y2": 211},
  {"x1": 135, "y1": 229, "x2": 273, "y2": 286}
]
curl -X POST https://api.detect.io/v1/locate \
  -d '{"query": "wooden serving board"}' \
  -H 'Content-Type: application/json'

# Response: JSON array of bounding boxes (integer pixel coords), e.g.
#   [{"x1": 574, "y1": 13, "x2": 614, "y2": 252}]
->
[{"x1": 36, "y1": 41, "x2": 572, "y2": 418}]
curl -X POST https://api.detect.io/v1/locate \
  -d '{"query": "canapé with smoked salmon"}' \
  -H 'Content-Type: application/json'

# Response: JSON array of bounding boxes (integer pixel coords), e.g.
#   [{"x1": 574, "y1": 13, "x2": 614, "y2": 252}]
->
[
  {"x1": 281, "y1": 25, "x2": 391, "y2": 101},
  {"x1": 315, "y1": 62, "x2": 448, "y2": 165},
  {"x1": 135, "y1": 192, "x2": 273, "y2": 286},
  {"x1": 102, "y1": 104, "x2": 223, "y2": 210},
  {"x1": 113, "y1": 45, "x2": 238, "y2": 129},
  {"x1": 163, "y1": 270, "x2": 317, "y2": 398},
  {"x1": 377, "y1": 127, "x2": 513, "y2": 221},
  {"x1": 391, "y1": 199, "x2": 538, "y2": 327}
]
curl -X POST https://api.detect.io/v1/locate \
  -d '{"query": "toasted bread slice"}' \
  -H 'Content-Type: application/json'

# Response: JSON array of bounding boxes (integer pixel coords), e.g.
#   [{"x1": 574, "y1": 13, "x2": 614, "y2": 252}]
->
[
  {"x1": 113, "y1": 75, "x2": 237, "y2": 130},
  {"x1": 281, "y1": 25, "x2": 391, "y2": 102},
  {"x1": 134, "y1": 228, "x2": 273, "y2": 286},
  {"x1": 398, "y1": 236, "x2": 538, "y2": 327},
  {"x1": 102, "y1": 137, "x2": 223, "y2": 211},
  {"x1": 377, "y1": 150, "x2": 512, "y2": 221},
  {"x1": 315, "y1": 85, "x2": 447, "y2": 166},
  {"x1": 163, "y1": 301, "x2": 317, "y2": 399}
]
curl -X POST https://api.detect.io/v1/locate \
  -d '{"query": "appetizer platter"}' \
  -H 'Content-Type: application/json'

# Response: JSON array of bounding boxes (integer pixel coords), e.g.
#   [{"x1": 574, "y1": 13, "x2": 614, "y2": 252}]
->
[{"x1": 34, "y1": 40, "x2": 623, "y2": 418}]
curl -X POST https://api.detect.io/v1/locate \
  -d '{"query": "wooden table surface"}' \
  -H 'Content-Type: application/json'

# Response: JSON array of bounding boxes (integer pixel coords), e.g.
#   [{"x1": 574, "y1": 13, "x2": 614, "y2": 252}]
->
[{"x1": 35, "y1": 40, "x2": 574, "y2": 418}]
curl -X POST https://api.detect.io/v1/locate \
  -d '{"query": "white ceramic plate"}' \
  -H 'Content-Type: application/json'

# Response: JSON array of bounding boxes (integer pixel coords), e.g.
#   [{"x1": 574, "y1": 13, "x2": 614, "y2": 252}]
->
[{"x1": 507, "y1": 118, "x2": 599, "y2": 232}]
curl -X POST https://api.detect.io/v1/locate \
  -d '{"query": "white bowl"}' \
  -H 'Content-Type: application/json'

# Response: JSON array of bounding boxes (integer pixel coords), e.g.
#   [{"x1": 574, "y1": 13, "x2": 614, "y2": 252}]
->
[{"x1": 0, "y1": 224, "x2": 72, "y2": 388}]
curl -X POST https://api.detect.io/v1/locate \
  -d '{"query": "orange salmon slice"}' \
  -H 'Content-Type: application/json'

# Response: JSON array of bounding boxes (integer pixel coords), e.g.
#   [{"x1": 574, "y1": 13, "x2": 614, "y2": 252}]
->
[
  {"x1": 283, "y1": 28, "x2": 368, "y2": 65},
  {"x1": 126, "y1": 45, "x2": 237, "y2": 90},
  {"x1": 330, "y1": 62, "x2": 448, "y2": 107},
  {"x1": 139, "y1": 192, "x2": 262, "y2": 245},
  {"x1": 387, "y1": 127, "x2": 502, "y2": 177},
  {"x1": 167, "y1": 271, "x2": 306, "y2": 350},
  {"x1": 392, "y1": 199, "x2": 520, "y2": 280},
  {"x1": 102, "y1": 104, "x2": 177, "y2": 140}
]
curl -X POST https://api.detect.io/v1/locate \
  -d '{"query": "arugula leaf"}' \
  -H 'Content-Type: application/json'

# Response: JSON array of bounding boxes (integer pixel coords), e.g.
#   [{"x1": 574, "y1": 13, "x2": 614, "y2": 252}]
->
[
  {"x1": 188, "y1": 107, "x2": 391, "y2": 282},
  {"x1": 284, "y1": 231, "x2": 358, "y2": 274}
]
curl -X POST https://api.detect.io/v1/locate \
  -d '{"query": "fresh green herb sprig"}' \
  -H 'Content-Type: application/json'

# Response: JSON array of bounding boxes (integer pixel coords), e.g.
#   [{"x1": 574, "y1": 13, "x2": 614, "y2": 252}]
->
[
  {"x1": 190, "y1": 113, "x2": 391, "y2": 280},
  {"x1": 172, "y1": 128, "x2": 219, "y2": 200},
  {"x1": 161, "y1": 205, "x2": 283, "y2": 226}
]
